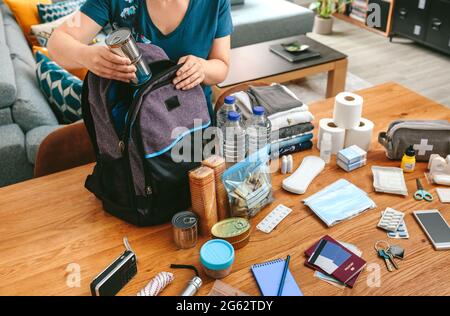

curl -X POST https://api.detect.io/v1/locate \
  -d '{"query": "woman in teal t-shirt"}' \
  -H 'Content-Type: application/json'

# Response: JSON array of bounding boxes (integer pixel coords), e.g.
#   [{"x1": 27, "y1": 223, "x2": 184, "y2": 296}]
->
[{"x1": 48, "y1": 0, "x2": 233, "y2": 116}]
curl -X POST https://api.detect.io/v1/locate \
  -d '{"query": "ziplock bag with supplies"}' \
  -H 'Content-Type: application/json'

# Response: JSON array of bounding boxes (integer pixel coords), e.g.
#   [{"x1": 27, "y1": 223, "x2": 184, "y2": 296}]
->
[{"x1": 222, "y1": 149, "x2": 273, "y2": 218}]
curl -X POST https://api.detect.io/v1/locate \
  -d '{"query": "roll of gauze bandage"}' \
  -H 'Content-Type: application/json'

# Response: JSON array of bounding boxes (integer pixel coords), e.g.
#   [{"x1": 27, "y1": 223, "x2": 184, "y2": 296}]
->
[{"x1": 333, "y1": 92, "x2": 363, "y2": 130}]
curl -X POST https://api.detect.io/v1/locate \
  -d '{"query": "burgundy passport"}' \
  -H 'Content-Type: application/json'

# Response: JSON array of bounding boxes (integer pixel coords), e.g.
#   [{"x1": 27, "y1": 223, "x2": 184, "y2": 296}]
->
[{"x1": 305, "y1": 235, "x2": 366, "y2": 288}]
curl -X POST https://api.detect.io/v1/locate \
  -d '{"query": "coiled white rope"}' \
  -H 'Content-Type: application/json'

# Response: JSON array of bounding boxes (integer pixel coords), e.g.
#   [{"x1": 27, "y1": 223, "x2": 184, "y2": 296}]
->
[{"x1": 137, "y1": 272, "x2": 174, "y2": 296}]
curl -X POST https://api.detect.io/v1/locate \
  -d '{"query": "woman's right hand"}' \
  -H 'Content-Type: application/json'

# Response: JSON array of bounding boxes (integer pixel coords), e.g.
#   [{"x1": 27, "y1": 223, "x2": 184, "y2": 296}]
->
[{"x1": 81, "y1": 45, "x2": 137, "y2": 82}]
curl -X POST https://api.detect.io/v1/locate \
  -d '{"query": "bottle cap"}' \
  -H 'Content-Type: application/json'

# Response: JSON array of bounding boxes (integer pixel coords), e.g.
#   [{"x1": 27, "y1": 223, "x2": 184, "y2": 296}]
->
[
  {"x1": 224, "y1": 96, "x2": 235, "y2": 105},
  {"x1": 253, "y1": 106, "x2": 265, "y2": 116},
  {"x1": 228, "y1": 111, "x2": 240, "y2": 121},
  {"x1": 405, "y1": 145, "x2": 416, "y2": 157}
]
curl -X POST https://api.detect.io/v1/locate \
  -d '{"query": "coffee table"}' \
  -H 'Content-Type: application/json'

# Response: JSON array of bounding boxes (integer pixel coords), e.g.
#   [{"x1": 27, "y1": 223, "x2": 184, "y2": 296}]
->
[
  {"x1": 1, "y1": 83, "x2": 449, "y2": 296},
  {"x1": 213, "y1": 35, "x2": 348, "y2": 100}
]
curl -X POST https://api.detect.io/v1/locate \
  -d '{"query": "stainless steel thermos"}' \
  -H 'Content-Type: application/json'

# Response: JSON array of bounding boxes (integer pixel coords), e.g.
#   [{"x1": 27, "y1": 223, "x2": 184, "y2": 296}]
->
[{"x1": 105, "y1": 28, "x2": 152, "y2": 86}]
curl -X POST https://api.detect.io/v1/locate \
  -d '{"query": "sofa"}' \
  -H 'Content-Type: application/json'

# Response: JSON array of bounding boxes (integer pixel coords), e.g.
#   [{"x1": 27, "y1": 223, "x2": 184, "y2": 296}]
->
[
  {"x1": 0, "y1": 1, "x2": 62, "y2": 187},
  {"x1": 0, "y1": 0, "x2": 314, "y2": 187},
  {"x1": 231, "y1": 0, "x2": 314, "y2": 48}
]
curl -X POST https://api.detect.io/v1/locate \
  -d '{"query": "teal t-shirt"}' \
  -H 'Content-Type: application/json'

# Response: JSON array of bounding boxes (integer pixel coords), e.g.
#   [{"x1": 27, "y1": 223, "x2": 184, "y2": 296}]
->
[{"x1": 80, "y1": 0, "x2": 233, "y2": 116}]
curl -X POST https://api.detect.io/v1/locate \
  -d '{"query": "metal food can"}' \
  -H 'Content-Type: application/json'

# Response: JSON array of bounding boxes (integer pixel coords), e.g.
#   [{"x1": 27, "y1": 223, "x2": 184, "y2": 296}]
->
[
  {"x1": 172, "y1": 211, "x2": 198, "y2": 249},
  {"x1": 105, "y1": 28, "x2": 152, "y2": 86},
  {"x1": 211, "y1": 217, "x2": 251, "y2": 250}
]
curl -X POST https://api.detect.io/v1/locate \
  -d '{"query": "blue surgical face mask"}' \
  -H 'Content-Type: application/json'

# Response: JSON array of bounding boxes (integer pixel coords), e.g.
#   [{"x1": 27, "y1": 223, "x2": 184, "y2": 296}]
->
[{"x1": 303, "y1": 179, "x2": 376, "y2": 227}]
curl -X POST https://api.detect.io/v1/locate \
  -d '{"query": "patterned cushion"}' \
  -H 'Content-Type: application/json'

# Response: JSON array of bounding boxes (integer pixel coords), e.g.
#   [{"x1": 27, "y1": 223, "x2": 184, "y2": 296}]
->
[
  {"x1": 35, "y1": 52, "x2": 82, "y2": 124},
  {"x1": 31, "y1": 11, "x2": 76, "y2": 47},
  {"x1": 37, "y1": 0, "x2": 85, "y2": 23},
  {"x1": 32, "y1": 46, "x2": 88, "y2": 80}
]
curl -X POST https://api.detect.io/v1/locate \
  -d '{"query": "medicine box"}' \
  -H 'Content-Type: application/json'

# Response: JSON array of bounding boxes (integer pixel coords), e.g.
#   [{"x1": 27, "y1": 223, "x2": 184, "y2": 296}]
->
[
  {"x1": 337, "y1": 145, "x2": 367, "y2": 165},
  {"x1": 337, "y1": 158, "x2": 367, "y2": 172}
]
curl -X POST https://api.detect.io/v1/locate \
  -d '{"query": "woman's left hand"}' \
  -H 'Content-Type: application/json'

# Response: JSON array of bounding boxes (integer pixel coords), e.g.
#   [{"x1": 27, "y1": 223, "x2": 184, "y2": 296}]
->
[{"x1": 173, "y1": 55, "x2": 206, "y2": 90}]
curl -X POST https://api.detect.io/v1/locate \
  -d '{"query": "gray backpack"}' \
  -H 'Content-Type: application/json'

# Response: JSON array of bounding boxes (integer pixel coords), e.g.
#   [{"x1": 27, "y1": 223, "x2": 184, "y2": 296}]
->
[{"x1": 81, "y1": 44, "x2": 211, "y2": 226}]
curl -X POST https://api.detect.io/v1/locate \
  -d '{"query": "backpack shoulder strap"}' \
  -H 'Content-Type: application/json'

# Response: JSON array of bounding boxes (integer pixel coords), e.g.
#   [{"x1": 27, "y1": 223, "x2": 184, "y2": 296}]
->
[{"x1": 81, "y1": 73, "x2": 100, "y2": 156}]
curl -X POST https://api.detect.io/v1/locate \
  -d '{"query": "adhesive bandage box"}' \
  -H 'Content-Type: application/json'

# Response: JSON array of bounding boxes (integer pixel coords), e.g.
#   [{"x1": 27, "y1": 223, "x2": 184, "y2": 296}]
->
[
  {"x1": 337, "y1": 158, "x2": 367, "y2": 172},
  {"x1": 337, "y1": 145, "x2": 367, "y2": 165}
]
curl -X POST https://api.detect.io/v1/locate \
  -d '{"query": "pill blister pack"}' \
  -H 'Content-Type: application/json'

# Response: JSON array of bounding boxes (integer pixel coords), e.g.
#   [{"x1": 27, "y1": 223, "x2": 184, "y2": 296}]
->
[
  {"x1": 387, "y1": 218, "x2": 410, "y2": 239},
  {"x1": 257, "y1": 204, "x2": 292, "y2": 234},
  {"x1": 377, "y1": 207, "x2": 405, "y2": 232}
]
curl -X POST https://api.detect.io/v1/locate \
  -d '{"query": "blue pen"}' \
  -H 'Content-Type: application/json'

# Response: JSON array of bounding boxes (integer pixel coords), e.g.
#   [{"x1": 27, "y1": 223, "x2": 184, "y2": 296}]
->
[{"x1": 277, "y1": 255, "x2": 291, "y2": 296}]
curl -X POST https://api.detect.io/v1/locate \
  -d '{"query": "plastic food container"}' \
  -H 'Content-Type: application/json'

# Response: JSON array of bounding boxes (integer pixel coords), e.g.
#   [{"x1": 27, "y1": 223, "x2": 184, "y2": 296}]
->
[
  {"x1": 211, "y1": 218, "x2": 251, "y2": 250},
  {"x1": 200, "y1": 240, "x2": 235, "y2": 279}
]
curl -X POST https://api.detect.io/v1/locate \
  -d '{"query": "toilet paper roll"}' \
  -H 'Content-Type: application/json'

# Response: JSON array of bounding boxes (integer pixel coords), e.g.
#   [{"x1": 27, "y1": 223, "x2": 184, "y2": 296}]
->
[
  {"x1": 333, "y1": 92, "x2": 364, "y2": 129},
  {"x1": 318, "y1": 118, "x2": 346, "y2": 154},
  {"x1": 344, "y1": 118, "x2": 374, "y2": 152}
]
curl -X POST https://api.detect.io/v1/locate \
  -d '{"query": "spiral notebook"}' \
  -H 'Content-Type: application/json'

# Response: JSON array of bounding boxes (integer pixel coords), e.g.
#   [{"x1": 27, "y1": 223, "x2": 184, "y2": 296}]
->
[{"x1": 251, "y1": 259, "x2": 303, "y2": 296}]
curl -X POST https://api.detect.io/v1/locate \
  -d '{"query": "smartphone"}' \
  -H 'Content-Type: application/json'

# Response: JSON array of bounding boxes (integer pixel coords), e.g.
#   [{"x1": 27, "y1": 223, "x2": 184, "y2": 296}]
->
[{"x1": 414, "y1": 210, "x2": 450, "y2": 250}]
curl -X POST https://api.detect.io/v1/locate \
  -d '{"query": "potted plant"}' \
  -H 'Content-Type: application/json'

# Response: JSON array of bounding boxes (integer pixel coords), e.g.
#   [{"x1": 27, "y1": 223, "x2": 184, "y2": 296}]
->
[{"x1": 309, "y1": 0, "x2": 351, "y2": 35}]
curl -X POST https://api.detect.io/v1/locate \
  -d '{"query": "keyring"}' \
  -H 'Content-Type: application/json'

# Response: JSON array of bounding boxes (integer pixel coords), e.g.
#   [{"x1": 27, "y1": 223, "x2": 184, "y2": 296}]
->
[{"x1": 374, "y1": 240, "x2": 391, "y2": 252}]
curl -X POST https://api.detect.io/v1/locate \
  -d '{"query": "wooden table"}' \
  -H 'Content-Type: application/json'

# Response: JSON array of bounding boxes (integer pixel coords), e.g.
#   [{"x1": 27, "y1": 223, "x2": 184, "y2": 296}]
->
[
  {"x1": 213, "y1": 35, "x2": 348, "y2": 101},
  {"x1": 1, "y1": 83, "x2": 449, "y2": 296}
]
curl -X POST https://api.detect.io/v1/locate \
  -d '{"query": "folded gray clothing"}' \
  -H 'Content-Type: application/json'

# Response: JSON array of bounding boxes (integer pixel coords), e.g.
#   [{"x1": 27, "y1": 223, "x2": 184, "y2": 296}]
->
[
  {"x1": 248, "y1": 85, "x2": 304, "y2": 115},
  {"x1": 271, "y1": 122, "x2": 314, "y2": 141}
]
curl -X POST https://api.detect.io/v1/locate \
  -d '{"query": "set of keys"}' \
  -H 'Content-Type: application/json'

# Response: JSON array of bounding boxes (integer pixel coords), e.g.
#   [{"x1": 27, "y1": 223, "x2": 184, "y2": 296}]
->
[{"x1": 374, "y1": 241, "x2": 405, "y2": 272}]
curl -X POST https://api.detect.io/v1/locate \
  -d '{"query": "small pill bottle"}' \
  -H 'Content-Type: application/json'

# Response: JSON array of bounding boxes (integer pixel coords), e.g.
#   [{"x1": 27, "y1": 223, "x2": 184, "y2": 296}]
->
[{"x1": 401, "y1": 145, "x2": 416, "y2": 173}]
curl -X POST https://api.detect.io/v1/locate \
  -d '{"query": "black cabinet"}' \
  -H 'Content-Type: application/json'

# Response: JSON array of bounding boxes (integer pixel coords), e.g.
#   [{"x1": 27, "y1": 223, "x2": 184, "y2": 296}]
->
[
  {"x1": 425, "y1": 0, "x2": 450, "y2": 51},
  {"x1": 392, "y1": 0, "x2": 450, "y2": 54},
  {"x1": 393, "y1": 0, "x2": 430, "y2": 41}
]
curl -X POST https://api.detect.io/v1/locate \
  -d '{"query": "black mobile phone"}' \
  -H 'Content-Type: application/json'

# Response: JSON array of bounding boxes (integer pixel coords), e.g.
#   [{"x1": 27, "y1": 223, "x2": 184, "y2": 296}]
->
[{"x1": 90, "y1": 239, "x2": 138, "y2": 296}]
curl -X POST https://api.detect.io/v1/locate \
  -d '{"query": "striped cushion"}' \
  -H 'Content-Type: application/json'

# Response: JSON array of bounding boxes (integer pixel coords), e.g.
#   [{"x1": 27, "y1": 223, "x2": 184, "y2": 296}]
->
[
  {"x1": 37, "y1": 0, "x2": 86, "y2": 23},
  {"x1": 35, "y1": 52, "x2": 82, "y2": 124}
]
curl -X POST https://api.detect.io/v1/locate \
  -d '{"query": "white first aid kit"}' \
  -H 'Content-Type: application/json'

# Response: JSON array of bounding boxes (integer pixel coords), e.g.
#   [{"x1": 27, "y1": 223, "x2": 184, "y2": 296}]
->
[{"x1": 427, "y1": 154, "x2": 450, "y2": 186}]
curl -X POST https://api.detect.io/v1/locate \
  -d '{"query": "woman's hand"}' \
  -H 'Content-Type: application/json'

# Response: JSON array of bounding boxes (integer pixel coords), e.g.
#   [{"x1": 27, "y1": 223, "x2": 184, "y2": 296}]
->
[
  {"x1": 81, "y1": 46, "x2": 137, "y2": 82},
  {"x1": 173, "y1": 55, "x2": 206, "y2": 90}
]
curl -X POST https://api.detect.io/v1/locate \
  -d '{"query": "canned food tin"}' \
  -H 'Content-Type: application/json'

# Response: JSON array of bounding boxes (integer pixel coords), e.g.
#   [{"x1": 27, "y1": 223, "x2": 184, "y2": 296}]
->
[
  {"x1": 172, "y1": 211, "x2": 198, "y2": 249},
  {"x1": 105, "y1": 28, "x2": 152, "y2": 86},
  {"x1": 211, "y1": 218, "x2": 251, "y2": 249}
]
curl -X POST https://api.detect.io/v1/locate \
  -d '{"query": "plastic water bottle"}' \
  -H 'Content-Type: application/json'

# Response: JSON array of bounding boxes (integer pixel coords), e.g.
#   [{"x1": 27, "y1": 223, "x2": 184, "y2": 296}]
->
[
  {"x1": 223, "y1": 111, "x2": 246, "y2": 165},
  {"x1": 245, "y1": 106, "x2": 272, "y2": 156},
  {"x1": 216, "y1": 96, "x2": 238, "y2": 131}
]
